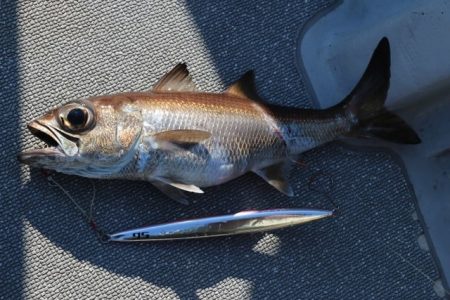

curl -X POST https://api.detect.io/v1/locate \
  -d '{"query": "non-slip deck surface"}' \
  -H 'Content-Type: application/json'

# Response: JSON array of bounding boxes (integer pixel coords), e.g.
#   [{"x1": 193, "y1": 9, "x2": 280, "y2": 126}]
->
[{"x1": 0, "y1": 0, "x2": 440, "y2": 298}]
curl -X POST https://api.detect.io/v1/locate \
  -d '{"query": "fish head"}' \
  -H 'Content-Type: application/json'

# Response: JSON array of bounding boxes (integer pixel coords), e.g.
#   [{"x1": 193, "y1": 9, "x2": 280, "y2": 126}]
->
[{"x1": 18, "y1": 96, "x2": 143, "y2": 177}]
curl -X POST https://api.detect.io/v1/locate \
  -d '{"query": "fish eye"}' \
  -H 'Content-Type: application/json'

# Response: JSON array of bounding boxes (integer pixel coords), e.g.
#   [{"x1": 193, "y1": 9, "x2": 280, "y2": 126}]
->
[
  {"x1": 67, "y1": 108, "x2": 87, "y2": 127},
  {"x1": 58, "y1": 103, "x2": 95, "y2": 133}
]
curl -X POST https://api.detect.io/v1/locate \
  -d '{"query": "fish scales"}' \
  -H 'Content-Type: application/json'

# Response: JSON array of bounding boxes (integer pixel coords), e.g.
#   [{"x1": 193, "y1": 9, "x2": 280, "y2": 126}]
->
[{"x1": 130, "y1": 92, "x2": 287, "y2": 186}]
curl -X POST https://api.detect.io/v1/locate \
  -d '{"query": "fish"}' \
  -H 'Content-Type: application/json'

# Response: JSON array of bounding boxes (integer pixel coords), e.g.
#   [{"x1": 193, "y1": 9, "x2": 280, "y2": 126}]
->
[{"x1": 18, "y1": 37, "x2": 420, "y2": 204}]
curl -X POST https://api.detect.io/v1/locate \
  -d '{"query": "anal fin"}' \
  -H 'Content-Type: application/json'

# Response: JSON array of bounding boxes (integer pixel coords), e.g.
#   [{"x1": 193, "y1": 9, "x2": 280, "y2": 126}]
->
[{"x1": 253, "y1": 161, "x2": 294, "y2": 196}]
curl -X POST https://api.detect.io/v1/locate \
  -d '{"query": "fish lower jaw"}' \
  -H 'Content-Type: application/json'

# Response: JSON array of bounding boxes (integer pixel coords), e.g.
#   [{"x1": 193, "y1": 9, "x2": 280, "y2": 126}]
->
[{"x1": 18, "y1": 146, "x2": 66, "y2": 164}]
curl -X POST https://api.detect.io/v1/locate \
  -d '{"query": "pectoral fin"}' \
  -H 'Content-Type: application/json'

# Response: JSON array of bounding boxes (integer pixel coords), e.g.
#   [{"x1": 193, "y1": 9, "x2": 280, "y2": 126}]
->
[
  {"x1": 153, "y1": 129, "x2": 211, "y2": 144},
  {"x1": 253, "y1": 161, "x2": 294, "y2": 196},
  {"x1": 148, "y1": 129, "x2": 211, "y2": 151}
]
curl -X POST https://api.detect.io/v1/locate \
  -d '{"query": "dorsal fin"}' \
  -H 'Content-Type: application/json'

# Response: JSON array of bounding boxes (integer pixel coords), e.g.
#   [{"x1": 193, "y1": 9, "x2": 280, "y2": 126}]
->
[
  {"x1": 225, "y1": 70, "x2": 263, "y2": 101},
  {"x1": 152, "y1": 63, "x2": 198, "y2": 92}
]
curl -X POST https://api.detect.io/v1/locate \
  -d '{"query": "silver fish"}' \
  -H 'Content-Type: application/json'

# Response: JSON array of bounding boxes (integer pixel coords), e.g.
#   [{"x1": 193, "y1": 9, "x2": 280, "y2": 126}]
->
[{"x1": 19, "y1": 38, "x2": 420, "y2": 203}]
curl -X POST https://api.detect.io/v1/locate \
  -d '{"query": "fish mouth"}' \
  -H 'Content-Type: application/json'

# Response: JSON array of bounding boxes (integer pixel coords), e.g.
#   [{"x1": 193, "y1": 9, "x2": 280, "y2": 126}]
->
[{"x1": 18, "y1": 121, "x2": 79, "y2": 165}]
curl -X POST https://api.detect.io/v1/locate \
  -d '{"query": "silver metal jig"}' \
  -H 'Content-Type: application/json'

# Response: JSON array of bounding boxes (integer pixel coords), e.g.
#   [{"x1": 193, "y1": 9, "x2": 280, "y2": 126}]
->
[{"x1": 108, "y1": 208, "x2": 333, "y2": 242}]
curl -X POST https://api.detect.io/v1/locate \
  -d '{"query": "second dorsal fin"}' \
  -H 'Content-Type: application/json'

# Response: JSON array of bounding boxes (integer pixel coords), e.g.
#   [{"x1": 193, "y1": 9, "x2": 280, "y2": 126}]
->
[
  {"x1": 225, "y1": 70, "x2": 263, "y2": 101},
  {"x1": 152, "y1": 63, "x2": 198, "y2": 92}
]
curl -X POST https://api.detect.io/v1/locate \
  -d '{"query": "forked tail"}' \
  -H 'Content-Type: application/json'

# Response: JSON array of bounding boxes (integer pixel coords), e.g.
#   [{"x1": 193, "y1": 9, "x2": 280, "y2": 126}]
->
[{"x1": 338, "y1": 37, "x2": 421, "y2": 144}]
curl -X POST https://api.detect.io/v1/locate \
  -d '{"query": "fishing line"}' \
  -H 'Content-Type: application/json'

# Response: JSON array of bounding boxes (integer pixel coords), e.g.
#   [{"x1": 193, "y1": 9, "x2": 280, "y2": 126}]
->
[
  {"x1": 385, "y1": 244, "x2": 450, "y2": 296},
  {"x1": 88, "y1": 180, "x2": 96, "y2": 223},
  {"x1": 46, "y1": 173, "x2": 109, "y2": 242},
  {"x1": 307, "y1": 171, "x2": 339, "y2": 214},
  {"x1": 291, "y1": 157, "x2": 339, "y2": 213}
]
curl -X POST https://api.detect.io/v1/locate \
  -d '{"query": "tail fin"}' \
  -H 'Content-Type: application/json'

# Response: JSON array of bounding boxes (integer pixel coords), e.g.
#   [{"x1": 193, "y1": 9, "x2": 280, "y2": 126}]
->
[{"x1": 341, "y1": 37, "x2": 421, "y2": 144}]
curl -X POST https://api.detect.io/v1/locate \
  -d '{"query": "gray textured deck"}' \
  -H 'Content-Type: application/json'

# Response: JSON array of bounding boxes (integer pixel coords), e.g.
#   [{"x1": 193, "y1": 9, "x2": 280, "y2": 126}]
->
[{"x1": 0, "y1": 0, "x2": 441, "y2": 298}]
